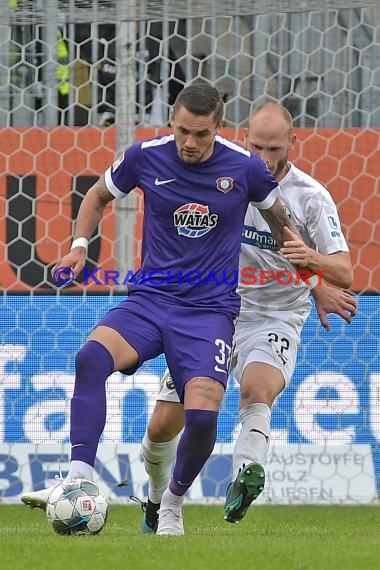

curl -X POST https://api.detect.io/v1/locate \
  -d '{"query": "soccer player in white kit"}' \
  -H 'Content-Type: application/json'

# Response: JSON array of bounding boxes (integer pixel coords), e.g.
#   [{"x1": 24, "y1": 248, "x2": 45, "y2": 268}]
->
[{"x1": 138, "y1": 102, "x2": 355, "y2": 531}]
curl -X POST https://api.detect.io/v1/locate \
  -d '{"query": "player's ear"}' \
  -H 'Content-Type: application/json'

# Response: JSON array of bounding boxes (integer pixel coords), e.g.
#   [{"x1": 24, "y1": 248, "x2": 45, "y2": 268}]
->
[
  {"x1": 169, "y1": 108, "x2": 175, "y2": 126},
  {"x1": 289, "y1": 131, "x2": 297, "y2": 151},
  {"x1": 215, "y1": 119, "x2": 223, "y2": 134},
  {"x1": 244, "y1": 127, "x2": 248, "y2": 150}
]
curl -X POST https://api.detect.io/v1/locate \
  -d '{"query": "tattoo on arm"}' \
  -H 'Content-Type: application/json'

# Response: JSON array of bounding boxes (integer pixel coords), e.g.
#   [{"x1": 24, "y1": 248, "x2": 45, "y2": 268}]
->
[
  {"x1": 74, "y1": 175, "x2": 115, "y2": 238},
  {"x1": 92, "y1": 176, "x2": 115, "y2": 214},
  {"x1": 260, "y1": 199, "x2": 297, "y2": 247}
]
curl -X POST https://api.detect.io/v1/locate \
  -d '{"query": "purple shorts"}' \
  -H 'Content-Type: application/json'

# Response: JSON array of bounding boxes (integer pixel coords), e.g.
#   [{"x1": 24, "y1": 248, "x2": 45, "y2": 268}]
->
[{"x1": 97, "y1": 292, "x2": 235, "y2": 401}]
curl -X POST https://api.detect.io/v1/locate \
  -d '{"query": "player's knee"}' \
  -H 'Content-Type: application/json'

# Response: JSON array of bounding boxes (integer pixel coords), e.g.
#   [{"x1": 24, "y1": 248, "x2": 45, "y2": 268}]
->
[
  {"x1": 76, "y1": 343, "x2": 97, "y2": 374},
  {"x1": 147, "y1": 402, "x2": 184, "y2": 442},
  {"x1": 240, "y1": 383, "x2": 264, "y2": 403},
  {"x1": 147, "y1": 420, "x2": 178, "y2": 443},
  {"x1": 75, "y1": 340, "x2": 114, "y2": 379},
  {"x1": 240, "y1": 389, "x2": 276, "y2": 409},
  {"x1": 240, "y1": 373, "x2": 283, "y2": 407}
]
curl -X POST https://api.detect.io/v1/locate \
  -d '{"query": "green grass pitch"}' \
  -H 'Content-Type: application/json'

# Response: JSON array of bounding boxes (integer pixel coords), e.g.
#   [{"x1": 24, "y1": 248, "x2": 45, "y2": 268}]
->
[{"x1": 0, "y1": 504, "x2": 378, "y2": 570}]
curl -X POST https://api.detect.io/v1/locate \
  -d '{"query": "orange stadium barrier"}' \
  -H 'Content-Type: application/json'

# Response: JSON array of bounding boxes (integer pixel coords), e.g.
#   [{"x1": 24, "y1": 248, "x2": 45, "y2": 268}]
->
[
  {"x1": 0, "y1": 128, "x2": 116, "y2": 291},
  {"x1": 0, "y1": 127, "x2": 379, "y2": 292}
]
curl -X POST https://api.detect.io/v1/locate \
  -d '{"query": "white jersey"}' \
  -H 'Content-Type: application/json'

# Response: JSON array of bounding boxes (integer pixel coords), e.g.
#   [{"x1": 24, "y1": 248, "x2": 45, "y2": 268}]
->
[{"x1": 238, "y1": 162, "x2": 349, "y2": 333}]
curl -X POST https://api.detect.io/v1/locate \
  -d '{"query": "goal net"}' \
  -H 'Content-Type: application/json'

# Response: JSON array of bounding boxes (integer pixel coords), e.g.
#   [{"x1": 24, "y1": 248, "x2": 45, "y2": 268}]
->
[{"x1": 0, "y1": 0, "x2": 379, "y2": 504}]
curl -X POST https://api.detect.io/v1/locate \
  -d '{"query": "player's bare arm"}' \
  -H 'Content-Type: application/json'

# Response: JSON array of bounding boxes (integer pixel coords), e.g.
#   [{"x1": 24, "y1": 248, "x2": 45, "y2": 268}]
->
[
  {"x1": 51, "y1": 175, "x2": 115, "y2": 280},
  {"x1": 280, "y1": 229, "x2": 353, "y2": 289},
  {"x1": 258, "y1": 197, "x2": 301, "y2": 248}
]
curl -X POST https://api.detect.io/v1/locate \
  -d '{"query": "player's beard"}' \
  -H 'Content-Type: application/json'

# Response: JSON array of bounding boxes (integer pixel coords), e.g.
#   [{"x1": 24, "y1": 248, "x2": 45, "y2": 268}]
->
[
  {"x1": 270, "y1": 156, "x2": 289, "y2": 179},
  {"x1": 178, "y1": 140, "x2": 215, "y2": 164},
  {"x1": 179, "y1": 149, "x2": 201, "y2": 163}
]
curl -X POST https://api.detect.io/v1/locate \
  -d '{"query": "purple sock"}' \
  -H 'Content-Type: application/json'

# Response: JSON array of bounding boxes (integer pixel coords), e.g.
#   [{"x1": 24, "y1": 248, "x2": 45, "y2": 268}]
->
[
  {"x1": 70, "y1": 340, "x2": 114, "y2": 466},
  {"x1": 169, "y1": 409, "x2": 218, "y2": 496}
]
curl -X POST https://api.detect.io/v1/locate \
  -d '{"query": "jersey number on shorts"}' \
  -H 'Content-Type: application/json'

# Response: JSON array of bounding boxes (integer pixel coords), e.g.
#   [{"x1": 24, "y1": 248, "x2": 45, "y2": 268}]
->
[
  {"x1": 214, "y1": 339, "x2": 232, "y2": 375},
  {"x1": 267, "y1": 332, "x2": 290, "y2": 365}
]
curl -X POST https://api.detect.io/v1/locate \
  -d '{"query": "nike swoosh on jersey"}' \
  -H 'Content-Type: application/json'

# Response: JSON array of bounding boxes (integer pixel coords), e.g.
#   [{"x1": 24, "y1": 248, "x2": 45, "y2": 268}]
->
[{"x1": 154, "y1": 177, "x2": 176, "y2": 185}]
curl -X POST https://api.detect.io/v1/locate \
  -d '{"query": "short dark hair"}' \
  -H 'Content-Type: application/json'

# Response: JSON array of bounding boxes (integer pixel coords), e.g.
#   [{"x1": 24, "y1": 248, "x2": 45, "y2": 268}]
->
[{"x1": 173, "y1": 79, "x2": 224, "y2": 125}]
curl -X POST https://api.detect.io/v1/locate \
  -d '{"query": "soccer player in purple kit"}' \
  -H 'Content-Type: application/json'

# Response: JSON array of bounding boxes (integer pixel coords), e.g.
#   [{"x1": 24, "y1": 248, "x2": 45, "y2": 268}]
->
[{"x1": 21, "y1": 79, "x2": 305, "y2": 535}]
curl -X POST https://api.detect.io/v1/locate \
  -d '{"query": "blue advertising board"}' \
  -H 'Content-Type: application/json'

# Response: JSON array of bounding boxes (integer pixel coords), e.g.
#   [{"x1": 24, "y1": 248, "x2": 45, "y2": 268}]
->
[{"x1": 0, "y1": 294, "x2": 379, "y2": 493}]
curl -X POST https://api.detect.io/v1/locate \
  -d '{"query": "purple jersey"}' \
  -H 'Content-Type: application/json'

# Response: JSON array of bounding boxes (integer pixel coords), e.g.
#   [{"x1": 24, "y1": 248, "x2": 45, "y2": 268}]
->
[{"x1": 105, "y1": 134, "x2": 278, "y2": 316}]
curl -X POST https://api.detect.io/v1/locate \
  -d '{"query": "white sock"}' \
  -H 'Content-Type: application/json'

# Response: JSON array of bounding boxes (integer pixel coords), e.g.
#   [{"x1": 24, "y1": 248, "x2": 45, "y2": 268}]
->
[
  {"x1": 233, "y1": 403, "x2": 271, "y2": 479},
  {"x1": 160, "y1": 486, "x2": 184, "y2": 509},
  {"x1": 66, "y1": 460, "x2": 94, "y2": 481},
  {"x1": 142, "y1": 433, "x2": 179, "y2": 504}
]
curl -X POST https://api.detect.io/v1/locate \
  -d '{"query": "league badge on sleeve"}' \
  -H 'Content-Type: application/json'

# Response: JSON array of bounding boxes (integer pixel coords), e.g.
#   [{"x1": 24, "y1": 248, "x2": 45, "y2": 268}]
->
[
  {"x1": 216, "y1": 177, "x2": 234, "y2": 193},
  {"x1": 327, "y1": 214, "x2": 341, "y2": 238},
  {"x1": 328, "y1": 215, "x2": 338, "y2": 229},
  {"x1": 112, "y1": 152, "x2": 124, "y2": 172}
]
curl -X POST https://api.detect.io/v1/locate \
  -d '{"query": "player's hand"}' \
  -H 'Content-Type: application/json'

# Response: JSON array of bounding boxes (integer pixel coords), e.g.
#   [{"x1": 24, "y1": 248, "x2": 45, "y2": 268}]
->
[
  {"x1": 51, "y1": 248, "x2": 87, "y2": 286},
  {"x1": 311, "y1": 284, "x2": 357, "y2": 331},
  {"x1": 280, "y1": 227, "x2": 315, "y2": 267}
]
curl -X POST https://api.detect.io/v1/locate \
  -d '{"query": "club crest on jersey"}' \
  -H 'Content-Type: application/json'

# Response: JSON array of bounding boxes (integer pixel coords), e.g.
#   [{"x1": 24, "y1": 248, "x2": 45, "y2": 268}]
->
[
  {"x1": 173, "y1": 203, "x2": 218, "y2": 238},
  {"x1": 216, "y1": 176, "x2": 234, "y2": 194},
  {"x1": 216, "y1": 176, "x2": 234, "y2": 193}
]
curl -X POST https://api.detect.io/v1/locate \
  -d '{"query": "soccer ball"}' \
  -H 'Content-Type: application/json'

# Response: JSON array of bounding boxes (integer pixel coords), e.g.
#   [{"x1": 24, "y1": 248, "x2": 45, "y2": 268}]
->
[{"x1": 46, "y1": 478, "x2": 108, "y2": 535}]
